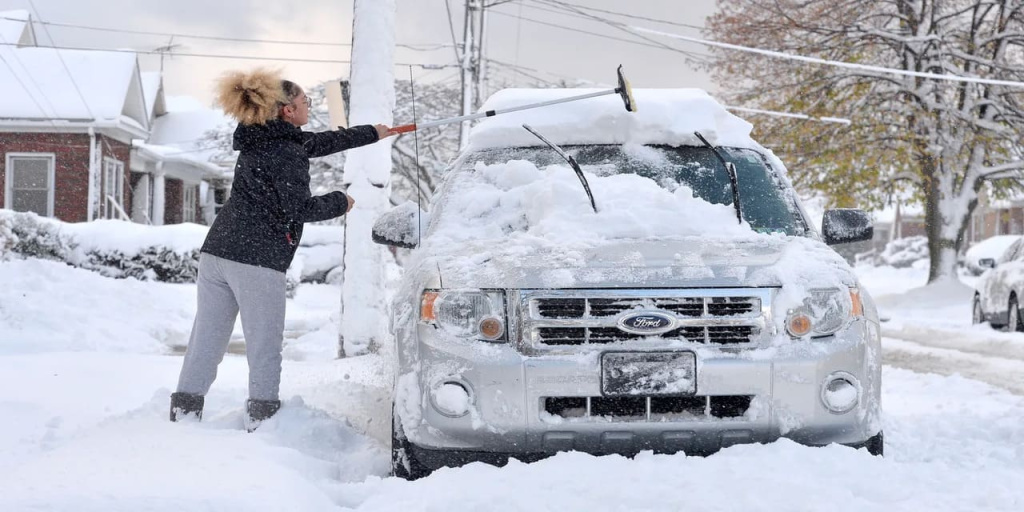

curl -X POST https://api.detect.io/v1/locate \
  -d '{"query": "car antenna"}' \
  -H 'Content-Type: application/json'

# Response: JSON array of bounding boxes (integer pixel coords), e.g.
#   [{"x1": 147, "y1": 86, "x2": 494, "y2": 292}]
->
[
  {"x1": 694, "y1": 131, "x2": 743, "y2": 224},
  {"x1": 522, "y1": 123, "x2": 598, "y2": 213},
  {"x1": 409, "y1": 65, "x2": 423, "y2": 247}
]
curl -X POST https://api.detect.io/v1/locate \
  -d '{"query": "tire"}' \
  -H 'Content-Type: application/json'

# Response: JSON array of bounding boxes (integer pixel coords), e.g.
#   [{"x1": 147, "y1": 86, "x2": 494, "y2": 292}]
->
[
  {"x1": 1008, "y1": 297, "x2": 1023, "y2": 333},
  {"x1": 972, "y1": 295, "x2": 984, "y2": 326},
  {"x1": 392, "y1": 412, "x2": 431, "y2": 480},
  {"x1": 866, "y1": 431, "x2": 884, "y2": 457}
]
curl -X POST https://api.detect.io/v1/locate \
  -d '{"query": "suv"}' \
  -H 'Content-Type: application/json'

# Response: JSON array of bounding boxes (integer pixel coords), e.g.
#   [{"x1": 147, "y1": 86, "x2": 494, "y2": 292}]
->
[{"x1": 374, "y1": 88, "x2": 883, "y2": 479}]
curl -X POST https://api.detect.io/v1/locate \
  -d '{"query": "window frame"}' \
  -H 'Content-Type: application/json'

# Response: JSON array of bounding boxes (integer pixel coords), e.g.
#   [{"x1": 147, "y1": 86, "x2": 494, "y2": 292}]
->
[
  {"x1": 102, "y1": 157, "x2": 125, "y2": 219},
  {"x1": 4, "y1": 152, "x2": 56, "y2": 217}
]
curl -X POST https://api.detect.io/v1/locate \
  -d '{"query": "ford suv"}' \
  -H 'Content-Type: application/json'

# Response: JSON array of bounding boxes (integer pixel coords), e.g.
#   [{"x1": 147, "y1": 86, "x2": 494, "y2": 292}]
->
[{"x1": 373, "y1": 88, "x2": 882, "y2": 479}]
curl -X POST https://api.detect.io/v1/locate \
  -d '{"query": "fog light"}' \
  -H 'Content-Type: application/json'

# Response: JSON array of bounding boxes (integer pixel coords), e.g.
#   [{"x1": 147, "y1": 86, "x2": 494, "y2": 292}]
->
[
  {"x1": 821, "y1": 372, "x2": 860, "y2": 414},
  {"x1": 432, "y1": 381, "x2": 472, "y2": 417},
  {"x1": 478, "y1": 316, "x2": 504, "y2": 340}
]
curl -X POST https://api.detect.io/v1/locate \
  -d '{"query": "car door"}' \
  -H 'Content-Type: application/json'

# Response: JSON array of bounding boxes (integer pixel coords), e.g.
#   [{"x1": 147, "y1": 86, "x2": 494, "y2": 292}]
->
[{"x1": 985, "y1": 239, "x2": 1023, "y2": 317}]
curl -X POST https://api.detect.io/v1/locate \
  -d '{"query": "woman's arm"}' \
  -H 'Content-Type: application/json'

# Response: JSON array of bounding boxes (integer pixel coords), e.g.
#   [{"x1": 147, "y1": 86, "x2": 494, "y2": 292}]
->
[{"x1": 302, "y1": 125, "x2": 380, "y2": 158}]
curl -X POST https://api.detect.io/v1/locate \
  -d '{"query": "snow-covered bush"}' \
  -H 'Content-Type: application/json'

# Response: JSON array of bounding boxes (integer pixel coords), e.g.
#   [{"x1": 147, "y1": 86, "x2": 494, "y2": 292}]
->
[
  {"x1": 84, "y1": 247, "x2": 200, "y2": 283},
  {"x1": 0, "y1": 210, "x2": 78, "y2": 263},
  {"x1": 876, "y1": 236, "x2": 929, "y2": 268}
]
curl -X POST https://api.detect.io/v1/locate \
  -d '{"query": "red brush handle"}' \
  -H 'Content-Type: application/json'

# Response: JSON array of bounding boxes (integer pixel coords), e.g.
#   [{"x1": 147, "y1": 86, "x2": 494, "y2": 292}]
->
[{"x1": 392, "y1": 123, "x2": 417, "y2": 134}]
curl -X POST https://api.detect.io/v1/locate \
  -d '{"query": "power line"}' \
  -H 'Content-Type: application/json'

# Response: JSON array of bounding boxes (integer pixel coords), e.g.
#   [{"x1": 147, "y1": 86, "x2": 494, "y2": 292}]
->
[
  {"x1": 28, "y1": 0, "x2": 96, "y2": 120},
  {"x1": 487, "y1": 9, "x2": 710, "y2": 60},
  {"x1": 634, "y1": 25, "x2": 1024, "y2": 89},
  {"x1": 0, "y1": 15, "x2": 453, "y2": 52},
  {"x1": 442, "y1": 0, "x2": 463, "y2": 62},
  {"x1": 527, "y1": 0, "x2": 703, "y2": 31},
  {"x1": 0, "y1": 41, "x2": 457, "y2": 68}
]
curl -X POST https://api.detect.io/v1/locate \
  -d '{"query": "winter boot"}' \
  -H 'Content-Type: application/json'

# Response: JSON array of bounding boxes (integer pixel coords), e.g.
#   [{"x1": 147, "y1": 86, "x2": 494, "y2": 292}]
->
[
  {"x1": 246, "y1": 399, "x2": 281, "y2": 432},
  {"x1": 169, "y1": 392, "x2": 204, "y2": 422}
]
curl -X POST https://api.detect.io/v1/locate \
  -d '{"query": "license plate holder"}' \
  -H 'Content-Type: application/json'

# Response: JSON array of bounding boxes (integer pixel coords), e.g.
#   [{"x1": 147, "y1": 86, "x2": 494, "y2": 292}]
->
[{"x1": 601, "y1": 351, "x2": 697, "y2": 397}]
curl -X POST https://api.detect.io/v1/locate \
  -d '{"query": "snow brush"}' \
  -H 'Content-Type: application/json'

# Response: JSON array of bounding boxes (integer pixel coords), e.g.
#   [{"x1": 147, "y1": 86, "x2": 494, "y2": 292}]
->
[{"x1": 390, "y1": 65, "x2": 636, "y2": 135}]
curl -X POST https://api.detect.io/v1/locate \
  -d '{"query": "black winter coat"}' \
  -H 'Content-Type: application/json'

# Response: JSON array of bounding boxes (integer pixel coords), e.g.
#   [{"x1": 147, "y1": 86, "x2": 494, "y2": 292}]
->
[{"x1": 201, "y1": 119, "x2": 379, "y2": 272}]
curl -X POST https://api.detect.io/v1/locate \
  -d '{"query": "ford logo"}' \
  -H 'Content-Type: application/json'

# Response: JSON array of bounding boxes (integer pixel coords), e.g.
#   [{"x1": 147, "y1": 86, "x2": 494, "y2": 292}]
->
[{"x1": 617, "y1": 311, "x2": 676, "y2": 335}]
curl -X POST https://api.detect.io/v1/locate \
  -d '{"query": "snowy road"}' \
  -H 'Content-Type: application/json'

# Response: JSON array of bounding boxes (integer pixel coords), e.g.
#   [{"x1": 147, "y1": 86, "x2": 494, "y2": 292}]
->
[{"x1": 2, "y1": 260, "x2": 1024, "y2": 510}]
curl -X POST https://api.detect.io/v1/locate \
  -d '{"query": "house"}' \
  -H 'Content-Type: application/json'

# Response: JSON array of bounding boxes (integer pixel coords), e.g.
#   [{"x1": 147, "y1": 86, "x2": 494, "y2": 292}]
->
[
  {"x1": 964, "y1": 194, "x2": 1024, "y2": 247},
  {"x1": 0, "y1": 11, "x2": 232, "y2": 226}
]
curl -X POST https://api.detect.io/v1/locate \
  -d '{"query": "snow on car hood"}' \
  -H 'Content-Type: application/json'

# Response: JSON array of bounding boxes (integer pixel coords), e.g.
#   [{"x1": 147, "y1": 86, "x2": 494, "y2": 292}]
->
[
  {"x1": 412, "y1": 157, "x2": 855, "y2": 308},
  {"x1": 467, "y1": 88, "x2": 757, "y2": 151}
]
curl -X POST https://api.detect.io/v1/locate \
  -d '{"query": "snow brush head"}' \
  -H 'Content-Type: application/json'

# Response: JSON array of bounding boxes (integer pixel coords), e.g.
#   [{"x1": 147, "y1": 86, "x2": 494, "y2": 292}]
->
[
  {"x1": 216, "y1": 68, "x2": 287, "y2": 125},
  {"x1": 616, "y1": 65, "x2": 637, "y2": 113}
]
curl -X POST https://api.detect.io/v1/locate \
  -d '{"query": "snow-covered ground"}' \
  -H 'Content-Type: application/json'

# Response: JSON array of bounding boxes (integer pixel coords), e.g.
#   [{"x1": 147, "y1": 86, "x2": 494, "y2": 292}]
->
[{"x1": 2, "y1": 257, "x2": 1024, "y2": 511}]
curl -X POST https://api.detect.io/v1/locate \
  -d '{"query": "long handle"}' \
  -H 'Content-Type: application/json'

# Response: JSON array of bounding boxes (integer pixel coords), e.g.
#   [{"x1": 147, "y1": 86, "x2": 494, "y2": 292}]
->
[{"x1": 392, "y1": 89, "x2": 618, "y2": 134}]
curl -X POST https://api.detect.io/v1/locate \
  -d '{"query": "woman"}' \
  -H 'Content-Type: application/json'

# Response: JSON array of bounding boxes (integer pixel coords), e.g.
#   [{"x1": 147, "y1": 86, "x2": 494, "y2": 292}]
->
[{"x1": 170, "y1": 68, "x2": 393, "y2": 429}]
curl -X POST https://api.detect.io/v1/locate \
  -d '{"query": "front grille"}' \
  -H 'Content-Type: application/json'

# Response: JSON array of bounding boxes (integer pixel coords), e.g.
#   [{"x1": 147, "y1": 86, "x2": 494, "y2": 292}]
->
[
  {"x1": 536, "y1": 326, "x2": 758, "y2": 345},
  {"x1": 521, "y1": 289, "x2": 772, "y2": 352},
  {"x1": 534, "y1": 296, "x2": 760, "y2": 319},
  {"x1": 544, "y1": 395, "x2": 753, "y2": 421}
]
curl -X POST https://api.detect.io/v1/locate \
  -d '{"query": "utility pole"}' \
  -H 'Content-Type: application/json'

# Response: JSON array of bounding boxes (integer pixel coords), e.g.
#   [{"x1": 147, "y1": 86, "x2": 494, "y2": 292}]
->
[
  {"x1": 459, "y1": 0, "x2": 487, "y2": 149},
  {"x1": 339, "y1": 0, "x2": 396, "y2": 357}
]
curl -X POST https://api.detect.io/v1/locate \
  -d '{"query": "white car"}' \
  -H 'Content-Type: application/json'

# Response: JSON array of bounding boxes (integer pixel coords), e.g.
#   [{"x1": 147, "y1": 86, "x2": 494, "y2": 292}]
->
[
  {"x1": 973, "y1": 237, "x2": 1024, "y2": 330},
  {"x1": 963, "y1": 235, "x2": 1020, "y2": 276},
  {"x1": 374, "y1": 88, "x2": 883, "y2": 479}
]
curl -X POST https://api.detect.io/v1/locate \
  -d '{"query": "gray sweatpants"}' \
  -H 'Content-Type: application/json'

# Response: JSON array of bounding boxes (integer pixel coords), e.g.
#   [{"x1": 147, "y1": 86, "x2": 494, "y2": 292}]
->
[{"x1": 176, "y1": 253, "x2": 287, "y2": 401}]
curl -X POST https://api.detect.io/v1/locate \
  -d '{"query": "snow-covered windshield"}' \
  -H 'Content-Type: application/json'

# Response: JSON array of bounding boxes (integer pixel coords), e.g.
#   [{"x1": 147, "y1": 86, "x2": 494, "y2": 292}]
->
[{"x1": 461, "y1": 144, "x2": 807, "y2": 236}]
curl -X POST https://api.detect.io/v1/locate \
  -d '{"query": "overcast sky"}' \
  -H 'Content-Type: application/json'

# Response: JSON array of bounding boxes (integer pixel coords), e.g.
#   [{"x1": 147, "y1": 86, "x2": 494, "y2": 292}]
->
[{"x1": 1, "y1": 0, "x2": 717, "y2": 112}]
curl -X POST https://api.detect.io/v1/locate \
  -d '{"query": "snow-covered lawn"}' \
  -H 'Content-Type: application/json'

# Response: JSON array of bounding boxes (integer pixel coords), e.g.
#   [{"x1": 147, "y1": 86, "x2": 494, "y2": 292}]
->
[{"x1": 2, "y1": 259, "x2": 1024, "y2": 511}]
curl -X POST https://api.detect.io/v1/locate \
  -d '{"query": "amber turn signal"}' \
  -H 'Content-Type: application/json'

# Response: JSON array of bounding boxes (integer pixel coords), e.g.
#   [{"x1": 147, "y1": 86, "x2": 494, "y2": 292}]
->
[
  {"x1": 850, "y1": 289, "x2": 864, "y2": 317},
  {"x1": 421, "y1": 291, "x2": 439, "y2": 322},
  {"x1": 787, "y1": 310, "x2": 813, "y2": 337},
  {"x1": 478, "y1": 317, "x2": 504, "y2": 340}
]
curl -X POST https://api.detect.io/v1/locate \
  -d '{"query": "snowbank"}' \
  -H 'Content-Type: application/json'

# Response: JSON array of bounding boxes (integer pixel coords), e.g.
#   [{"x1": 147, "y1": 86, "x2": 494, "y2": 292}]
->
[{"x1": 468, "y1": 88, "x2": 756, "y2": 150}]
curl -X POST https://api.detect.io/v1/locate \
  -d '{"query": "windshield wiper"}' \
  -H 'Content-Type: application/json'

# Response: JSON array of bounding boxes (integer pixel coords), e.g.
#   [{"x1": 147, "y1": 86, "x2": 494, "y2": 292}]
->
[
  {"x1": 694, "y1": 131, "x2": 742, "y2": 224},
  {"x1": 522, "y1": 124, "x2": 598, "y2": 213}
]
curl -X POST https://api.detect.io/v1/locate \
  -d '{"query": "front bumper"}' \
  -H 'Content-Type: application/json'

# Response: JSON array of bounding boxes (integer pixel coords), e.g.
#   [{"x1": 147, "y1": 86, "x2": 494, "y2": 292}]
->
[{"x1": 396, "y1": 317, "x2": 882, "y2": 466}]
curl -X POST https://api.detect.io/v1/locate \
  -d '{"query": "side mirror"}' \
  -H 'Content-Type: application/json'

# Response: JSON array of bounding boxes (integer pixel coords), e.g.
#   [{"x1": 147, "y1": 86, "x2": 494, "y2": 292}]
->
[
  {"x1": 979, "y1": 258, "x2": 996, "y2": 269},
  {"x1": 822, "y1": 209, "x2": 873, "y2": 245},
  {"x1": 371, "y1": 201, "x2": 428, "y2": 249}
]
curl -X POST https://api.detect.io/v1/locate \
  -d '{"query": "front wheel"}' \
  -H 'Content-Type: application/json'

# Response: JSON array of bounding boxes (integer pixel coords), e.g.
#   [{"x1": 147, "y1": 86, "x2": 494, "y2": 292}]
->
[
  {"x1": 866, "y1": 431, "x2": 883, "y2": 457},
  {"x1": 972, "y1": 295, "x2": 984, "y2": 325},
  {"x1": 1008, "y1": 297, "x2": 1023, "y2": 333},
  {"x1": 392, "y1": 412, "x2": 431, "y2": 480}
]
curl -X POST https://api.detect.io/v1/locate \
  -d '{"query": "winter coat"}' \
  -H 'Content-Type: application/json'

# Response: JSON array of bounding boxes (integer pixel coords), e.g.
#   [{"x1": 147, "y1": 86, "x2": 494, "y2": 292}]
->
[{"x1": 201, "y1": 119, "x2": 380, "y2": 272}]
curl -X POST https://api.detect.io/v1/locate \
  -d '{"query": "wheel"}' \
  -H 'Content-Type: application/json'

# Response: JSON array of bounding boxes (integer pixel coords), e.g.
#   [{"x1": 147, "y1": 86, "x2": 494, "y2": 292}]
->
[
  {"x1": 866, "y1": 431, "x2": 883, "y2": 457},
  {"x1": 972, "y1": 295, "x2": 984, "y2": 325},
  {"x1": 392, "y1": 411, "x2": 431, "y2": 480},
  {"x1": 1008, "y1": 297, "x2": 1023, "y2": 333}
]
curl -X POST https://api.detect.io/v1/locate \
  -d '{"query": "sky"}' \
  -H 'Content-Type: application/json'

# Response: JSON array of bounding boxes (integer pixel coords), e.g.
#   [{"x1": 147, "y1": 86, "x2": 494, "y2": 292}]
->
[{"x1": 0, "y1": 0, "x2": 717, "y2": 113}]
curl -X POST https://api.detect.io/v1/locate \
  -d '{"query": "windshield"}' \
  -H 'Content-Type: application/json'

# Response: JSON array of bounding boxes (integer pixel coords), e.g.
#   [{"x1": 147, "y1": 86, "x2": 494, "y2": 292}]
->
[{"x1": 460, "y1": 144, "x2": 808, "y2": 236}]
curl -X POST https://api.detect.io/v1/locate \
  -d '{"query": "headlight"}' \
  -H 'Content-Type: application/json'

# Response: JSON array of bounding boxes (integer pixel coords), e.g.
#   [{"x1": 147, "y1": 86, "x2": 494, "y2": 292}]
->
[
  {"x1": 785, "y1": 287, "x2": 863, "y2": 338},
  {"x1": 420, "y1": 289, "x2": 506, "y2": 342}
]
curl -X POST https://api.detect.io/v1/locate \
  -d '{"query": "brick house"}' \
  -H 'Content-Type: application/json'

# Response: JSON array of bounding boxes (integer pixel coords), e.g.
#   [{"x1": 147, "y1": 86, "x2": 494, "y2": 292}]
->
[{"x1": 0, "y1": 11, "x2": 231, "y2": 226}]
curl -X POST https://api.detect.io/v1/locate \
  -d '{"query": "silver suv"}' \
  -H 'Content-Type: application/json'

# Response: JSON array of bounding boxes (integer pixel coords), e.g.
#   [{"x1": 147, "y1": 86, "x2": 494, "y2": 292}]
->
[{"x1": 374, "y1": 94, "x2": 882, "y2": 479}]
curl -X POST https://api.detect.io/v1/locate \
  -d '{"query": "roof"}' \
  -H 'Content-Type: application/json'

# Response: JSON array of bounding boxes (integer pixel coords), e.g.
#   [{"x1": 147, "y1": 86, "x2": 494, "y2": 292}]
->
[
  {"x1": 0, "y1": 45, "x2": 148, "y2": 132},
  {"x1": 141, "y1": 71, "x2": 165, "y2": 120},
  {"x1": 135, "y1": 97, "x2": 235, "y2": 180},
  {"x1": 0, "y1": 10, "x2": 34, "y2": 47},
  {"x1": 468, "y1": 88, "x2": 756, "y2": 150}
]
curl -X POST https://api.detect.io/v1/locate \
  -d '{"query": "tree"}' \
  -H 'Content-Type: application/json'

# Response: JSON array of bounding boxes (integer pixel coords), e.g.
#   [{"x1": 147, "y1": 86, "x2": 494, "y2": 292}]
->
[{"x1": 705, "y1": 0, "x2": 1024, "y2": 282}]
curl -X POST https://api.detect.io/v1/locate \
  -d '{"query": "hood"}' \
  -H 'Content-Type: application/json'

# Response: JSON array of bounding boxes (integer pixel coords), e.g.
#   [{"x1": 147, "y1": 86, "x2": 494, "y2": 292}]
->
[
  {"x1": 232, "y1": 119, "x2": 302, "y2": 152},
  {"x1": 421, "y1": 236, "x2": 855, "y2": 290}
]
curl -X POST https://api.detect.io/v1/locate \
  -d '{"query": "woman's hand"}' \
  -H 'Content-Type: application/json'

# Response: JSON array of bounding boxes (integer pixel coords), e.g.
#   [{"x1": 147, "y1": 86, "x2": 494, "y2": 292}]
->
[
  {"x1": 374, "y1": 124, "x2": 397, "y2": 139},
  {"x1": 345, "y1": 194, "x2": 356, "y2": 213}
]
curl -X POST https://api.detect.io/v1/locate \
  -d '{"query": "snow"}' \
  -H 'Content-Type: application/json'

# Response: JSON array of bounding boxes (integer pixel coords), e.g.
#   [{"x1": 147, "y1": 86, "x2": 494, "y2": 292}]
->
[
  {"x1": 0, "y1": 46, "x2": 140, "y2": 122},
  {"x1": 0, "y1": 9, "x2": 30, "y2": 47},
  {"x1": 4, "y1": 226, "x2": 1024, "y2": 510},
  {"x1": 469, "y1": 88, "x2": 756, "y2": 150}
]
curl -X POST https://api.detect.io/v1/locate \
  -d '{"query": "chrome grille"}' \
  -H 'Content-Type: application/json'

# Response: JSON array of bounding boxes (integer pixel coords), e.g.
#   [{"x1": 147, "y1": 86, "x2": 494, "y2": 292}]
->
[
  {"x1": 520, "y1": 289, "x2": 772, "y2": 352},
  {"x1": 543, "y1": 395, "x2": 754, "y2": 421}
]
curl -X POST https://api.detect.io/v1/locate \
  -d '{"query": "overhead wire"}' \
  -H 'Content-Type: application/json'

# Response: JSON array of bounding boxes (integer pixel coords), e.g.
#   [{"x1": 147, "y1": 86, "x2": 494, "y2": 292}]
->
[{"x1": 28, "y1": 0, "x2": 96, "y2": 119}]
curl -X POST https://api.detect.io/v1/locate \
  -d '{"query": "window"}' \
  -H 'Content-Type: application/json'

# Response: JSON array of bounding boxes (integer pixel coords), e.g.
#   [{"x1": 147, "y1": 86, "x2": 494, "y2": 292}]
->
[
  {"x1": 4, "y1": 153, "x2": 55, "y2": 217},
  {"x1": 103, "y1": 157, "x2": 125, "y2": 219},
  {"x1": 183, "y1": 184, "x2": 197, "y2": 223}
]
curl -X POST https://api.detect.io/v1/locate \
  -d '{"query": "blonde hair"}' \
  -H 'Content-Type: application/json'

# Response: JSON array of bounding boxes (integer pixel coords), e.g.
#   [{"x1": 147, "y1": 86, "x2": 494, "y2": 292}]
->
[{"x1": 215, "y1": 68, "x2": 288, "y2": 125}]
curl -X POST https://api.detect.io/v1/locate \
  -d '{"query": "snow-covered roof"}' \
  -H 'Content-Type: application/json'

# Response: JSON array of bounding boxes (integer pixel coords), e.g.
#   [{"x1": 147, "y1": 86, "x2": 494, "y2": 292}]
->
[
  {"x1": 0, "y1": 10, "x2": 35, "y2": 47},
  {"x1": 140, "y1": 71, "x2": 165, "y2": 120},
  {"x1": 468, "y1": 88, "x2": 756, "y2": 150},
  {"x1": 0, "y1": 45, "x2": 147, "y2": 132},
  {"x1": 135, "y1": 96, "x2": 235, "y2": 180}
]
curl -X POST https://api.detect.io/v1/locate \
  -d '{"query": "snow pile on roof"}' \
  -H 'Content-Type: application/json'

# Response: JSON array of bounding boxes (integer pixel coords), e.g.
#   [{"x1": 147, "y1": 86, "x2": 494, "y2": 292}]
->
[
  {"x1": 0, "y1": 10, "x2": 31, "y2": 46},
  {"x1": 138, "y1": 95, "x2": 234, "y2": 174},
  {"x1": 0, "y1": 46, "x2": 138, "y2": 121},
  {"x1": 468, "y1": 88, "x2": 755, "y2": 150}
]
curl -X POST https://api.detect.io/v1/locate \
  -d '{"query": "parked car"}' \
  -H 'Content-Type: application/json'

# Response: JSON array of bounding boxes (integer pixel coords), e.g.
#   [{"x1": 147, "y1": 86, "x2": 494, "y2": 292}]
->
[
  {"x1": 973, "y1": 237, "x2": 1024, "y2": 330},
  {"x1": 962, "y1": 235, "x2": 1021, "y2": 276},
  {"x1": 373, "y1": 88, "x2": 883, "y2": 479}
]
